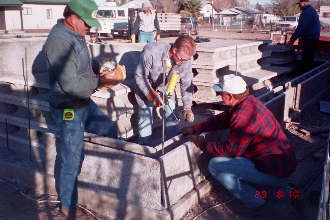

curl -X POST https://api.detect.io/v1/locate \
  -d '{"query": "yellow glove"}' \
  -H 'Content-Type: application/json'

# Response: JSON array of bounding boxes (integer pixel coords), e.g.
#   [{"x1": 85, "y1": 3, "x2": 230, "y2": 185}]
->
[{"x1": 131, "y1": 34, "x2": 135, "y2": 43}]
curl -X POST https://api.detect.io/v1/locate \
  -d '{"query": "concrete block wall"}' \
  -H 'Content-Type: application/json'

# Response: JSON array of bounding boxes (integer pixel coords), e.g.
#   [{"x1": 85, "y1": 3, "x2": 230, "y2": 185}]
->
[{"x1": 192, "y1": 42, "x2": 296, "y2": 104}]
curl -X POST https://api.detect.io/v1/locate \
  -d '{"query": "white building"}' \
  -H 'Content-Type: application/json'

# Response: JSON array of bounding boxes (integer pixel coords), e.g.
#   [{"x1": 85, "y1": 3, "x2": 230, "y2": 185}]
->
[
  {"x1": 200, "y1": 2, "x2": 219, "y2": 22},
  {"x1": 0, "y1": 0, "x2": 68, "y2": 32},
  {"x1": 320, "y1": 6, "x2": 330, "y2": 25},
  {"x1": 0, "y1": 0, "x2": 23, "y2": 31}
]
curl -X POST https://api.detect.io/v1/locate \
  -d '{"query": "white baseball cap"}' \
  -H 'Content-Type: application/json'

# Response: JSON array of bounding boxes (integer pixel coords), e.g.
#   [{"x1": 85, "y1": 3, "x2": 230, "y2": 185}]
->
[
  {"x1": 142, "y1": 1, "x2": 152, "y2": 10},
  {"x1": 213, "y1": 74, "x2": 247, "y2": 94}
]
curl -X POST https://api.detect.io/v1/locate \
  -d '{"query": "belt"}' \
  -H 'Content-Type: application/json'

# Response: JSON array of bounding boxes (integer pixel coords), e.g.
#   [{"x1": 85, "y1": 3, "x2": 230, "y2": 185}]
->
[{"x1": 50, "y1": 99, "x2": 90, "y2": 109}]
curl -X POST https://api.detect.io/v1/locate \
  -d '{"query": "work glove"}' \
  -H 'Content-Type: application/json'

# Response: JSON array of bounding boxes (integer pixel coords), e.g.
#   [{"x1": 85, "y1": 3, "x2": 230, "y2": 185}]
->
[
  {"x1": 131, "y1": 34, "x2": 136, "y2": 43},
  {"x1": 187, "y1": 135, "x2": 206, "y2": 150},
  {"x1": 146, "y1": 89, "x2": 163, "y2": 107},
  {"x1": 182, "y1": 107, "x2": 194, "y2": 123},
  {"x1": 99, "y1": 64, "x2": 126, "y2": 90},
  {"x1": 180, "y1": 126, "x2": 195, "y2": 136}
]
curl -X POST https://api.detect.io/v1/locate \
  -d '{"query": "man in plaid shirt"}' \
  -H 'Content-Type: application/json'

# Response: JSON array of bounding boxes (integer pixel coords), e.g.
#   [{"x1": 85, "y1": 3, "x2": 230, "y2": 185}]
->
[{"x1": 182, "y1": 74, "x2": 297, "y2": 210}]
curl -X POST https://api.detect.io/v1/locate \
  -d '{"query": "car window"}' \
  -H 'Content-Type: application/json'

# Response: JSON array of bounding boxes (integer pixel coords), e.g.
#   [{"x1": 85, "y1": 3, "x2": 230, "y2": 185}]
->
[
  {"x1": 118, "y1": 10, "x2": 125, "y2": 17},
  {"x1": 285, "y1": 17, "x2": 297, "y2": 22},
  {"x1": 181, "y1": 18, "x2": 190, "y2": 23},
  {"x1": 97, "y1": 10, "x2": 116, "y2": 18}
]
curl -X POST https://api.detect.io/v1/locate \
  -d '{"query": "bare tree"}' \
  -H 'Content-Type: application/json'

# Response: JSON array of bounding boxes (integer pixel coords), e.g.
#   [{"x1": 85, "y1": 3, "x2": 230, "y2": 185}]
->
[
  {"x1": 313, "y1": 0, "x2": 330, "y2": 10},
  {"x1": 272, "y1": 0, "x2": 300, "y2": 16},
  {"x1": 213, "y1": 0, "x2": 238, "y2": 9},
  {"x1": 150, "y1": 0, "x2": 180, "y2": 12},
  {"x1": 237, "y1": 0, "x2": 251, "y2": 8},
  {"x1": 255, "y1": 2, "x2": 264, "y2": 12}
]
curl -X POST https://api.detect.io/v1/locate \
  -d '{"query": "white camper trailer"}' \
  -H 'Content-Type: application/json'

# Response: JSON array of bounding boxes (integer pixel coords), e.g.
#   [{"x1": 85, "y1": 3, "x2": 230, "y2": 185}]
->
[{"x1": 90, "y1": 2, "x2": 128, "y2": 37}]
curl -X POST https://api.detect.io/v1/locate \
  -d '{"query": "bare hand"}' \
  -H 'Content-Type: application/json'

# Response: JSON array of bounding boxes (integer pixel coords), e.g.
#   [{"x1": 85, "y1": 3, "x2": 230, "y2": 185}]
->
[{"x1": 182, "y1": 107, "x2": 194, "y2": 123}]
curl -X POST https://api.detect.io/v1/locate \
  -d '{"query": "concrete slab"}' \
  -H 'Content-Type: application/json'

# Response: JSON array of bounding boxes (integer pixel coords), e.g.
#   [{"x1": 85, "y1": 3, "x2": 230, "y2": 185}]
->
[
  {"x1": 160, "y1": 141, "x2": 209, "y2": 206},
  {"x1": 295, "y1": 67, "x2": 330, "y2": 110},
  {"x1": 265, "y1": 92, "x2": 286, "y2": 122}
]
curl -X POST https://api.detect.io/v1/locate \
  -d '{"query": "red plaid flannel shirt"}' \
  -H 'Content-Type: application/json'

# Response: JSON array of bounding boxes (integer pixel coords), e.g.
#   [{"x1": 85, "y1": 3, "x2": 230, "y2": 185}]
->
[{"x1": 194, "y1": 95, "x2": 297, "y2": 178}]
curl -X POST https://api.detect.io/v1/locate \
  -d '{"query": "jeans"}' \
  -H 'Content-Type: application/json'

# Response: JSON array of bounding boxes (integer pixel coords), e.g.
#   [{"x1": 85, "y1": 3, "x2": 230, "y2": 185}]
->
[
  {"x1": 138, "y1": 31, "x2": 155, "y2": 43},
  {"x1": 301, "y1": 38, "x2": 318, "y2": 71},
  {"x1": 51, "y1": 100, "x2": 118, "y2": 208},
  {"x1": 208, "y1": 157, "x2": 290, "y2": 208},
  {"x1": 138, "y1": 99, "x2": 179, "y2": 146}
]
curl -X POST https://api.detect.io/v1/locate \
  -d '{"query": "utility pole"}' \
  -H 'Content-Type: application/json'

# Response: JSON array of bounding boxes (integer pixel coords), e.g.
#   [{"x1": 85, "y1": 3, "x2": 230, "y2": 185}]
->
[{"x1": 211, "y1": 0, "x2": 214, "y2": 31}]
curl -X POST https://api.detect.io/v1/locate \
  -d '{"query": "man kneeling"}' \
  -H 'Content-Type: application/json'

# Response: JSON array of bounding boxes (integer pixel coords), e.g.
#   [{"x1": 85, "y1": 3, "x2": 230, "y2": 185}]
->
[{"x1": 182, "y1": 74, "x2": 297, "y2": 209}]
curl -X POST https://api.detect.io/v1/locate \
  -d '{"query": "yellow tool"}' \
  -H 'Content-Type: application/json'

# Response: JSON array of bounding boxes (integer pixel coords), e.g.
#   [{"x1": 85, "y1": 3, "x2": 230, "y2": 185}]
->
[
  {"x1": 131, "y1": 34, "x2": 135, "y2": 43},
  {"x1": 155, "y1": 72, "x2": 180, "y2": 121},
  {"x1": 166, "y1": 72, "x2": 179, "y2": 96}
]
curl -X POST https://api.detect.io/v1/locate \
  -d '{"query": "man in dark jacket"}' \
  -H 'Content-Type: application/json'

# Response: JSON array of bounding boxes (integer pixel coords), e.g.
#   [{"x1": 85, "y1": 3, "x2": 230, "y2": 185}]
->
[
  {"x1": 45, "y1": 0, "x2": 123, "y2": 217},
  {"x1": 288, "y1": 0, "x2": 320, "y2": 71},
  {"x1": 182, "y1": 74, "x2": 297, "y2": 210}
]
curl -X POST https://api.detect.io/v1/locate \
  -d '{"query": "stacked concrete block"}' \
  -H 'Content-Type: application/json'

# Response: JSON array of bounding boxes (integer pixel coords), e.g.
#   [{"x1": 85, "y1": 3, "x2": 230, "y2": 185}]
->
[{"x1": 192, "y1": 41, "x2": 295, "y2": 103}]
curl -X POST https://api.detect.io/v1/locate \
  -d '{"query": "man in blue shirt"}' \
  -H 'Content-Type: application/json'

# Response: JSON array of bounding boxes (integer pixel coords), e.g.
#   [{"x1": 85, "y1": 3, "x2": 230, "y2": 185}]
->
[{"x1": 288, "y1": 0, "x2": 320, "y2": 71}]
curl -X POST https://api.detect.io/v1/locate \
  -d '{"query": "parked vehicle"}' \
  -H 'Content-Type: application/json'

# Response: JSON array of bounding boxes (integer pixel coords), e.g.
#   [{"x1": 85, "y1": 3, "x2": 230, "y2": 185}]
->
[
  {"x1": 180, "y1": 17, "x2": 198, "y2": 35},
  {"x1": 90, "y1": 4, "x2": 129, "y2": 37},
  {"x1": 276, "y1": 16, "x2": 299, "y2": 31}
]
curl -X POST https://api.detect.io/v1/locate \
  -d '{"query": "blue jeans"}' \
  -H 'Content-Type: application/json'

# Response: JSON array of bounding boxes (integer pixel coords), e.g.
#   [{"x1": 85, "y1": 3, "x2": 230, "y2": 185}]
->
[
  {"x1": 138, "y1": 31, "x2": 155, "y2": 43},
  {"x1": 51, "y1": 100, "x2": 118, "y2": 209},
  {"x1": 138, "y1": 99, "x2": 179, "y2": 146},
  {"x1": 208, "y1": 157, "x2": 290, "y2": 208}
]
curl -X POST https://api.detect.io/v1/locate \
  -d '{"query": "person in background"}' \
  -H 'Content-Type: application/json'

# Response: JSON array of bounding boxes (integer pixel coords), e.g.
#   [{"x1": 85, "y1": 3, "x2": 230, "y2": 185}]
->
[
  {"x1": 44, "y1": 0, "x2": 124, "y2": 218},
  {"x1": 135, "y1": 35, "x2": 196, "y2": 146},
  {"x1": 181, "y1": 74, "x2": 297, "y2": 214},
  {"x1": 287, "y1": 0, "x2": 320, "y2": 71},
  {"x1": 131, "y1": 1, "x2": 160, "y2": 43}
]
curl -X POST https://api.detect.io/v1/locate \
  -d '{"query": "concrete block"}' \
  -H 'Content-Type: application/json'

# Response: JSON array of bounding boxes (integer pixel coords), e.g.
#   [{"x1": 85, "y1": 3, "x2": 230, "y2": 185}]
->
[
  {"x1": 0, "y1": 151, "x2": 214, "y2": 220},
  {"x1": 0, "y1": 38, "x2": 45, "y2": 77},
  {"x1": 193, "y1": 85, "x2": 218, "y2": 103},
  {"x1": 295, "y1": 67, "x2": 330, "y2": 110},
  {"x1": 84, "y1": 135, "x2": 156, "y2": 156},
  {"x1": 1, "y1": 136, "x2": 163, "y2": 210},
  {"x1": 169, "y1": 180, "x2": 212, "y2": 220},
  {"x1": 79, "y1": 142, "x2": 162, "y2": 210},
  {"x1": 283, "y1": 86, "x2": 295, "y2": 122},
  {"x1": 265, "y1": 92, "x2": 285, "y2": 122},
  {"x1": 0, "y1": 105, "x2": 57, "y2": 134},
  {"x1": 159, "y1": 141, "x2": 209, "y2": 206}
]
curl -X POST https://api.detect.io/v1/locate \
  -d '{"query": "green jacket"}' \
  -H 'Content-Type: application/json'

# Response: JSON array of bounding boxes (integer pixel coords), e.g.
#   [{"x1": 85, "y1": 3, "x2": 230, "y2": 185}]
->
[{"x1": 45, "y1": 19, "x2": 99, "y2": 108}]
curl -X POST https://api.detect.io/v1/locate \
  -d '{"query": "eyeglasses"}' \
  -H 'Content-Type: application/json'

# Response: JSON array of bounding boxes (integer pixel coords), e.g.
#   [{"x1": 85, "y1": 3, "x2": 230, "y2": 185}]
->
[{"x1": 175, "y1": 51, "x2": 190, "y2": 63}]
